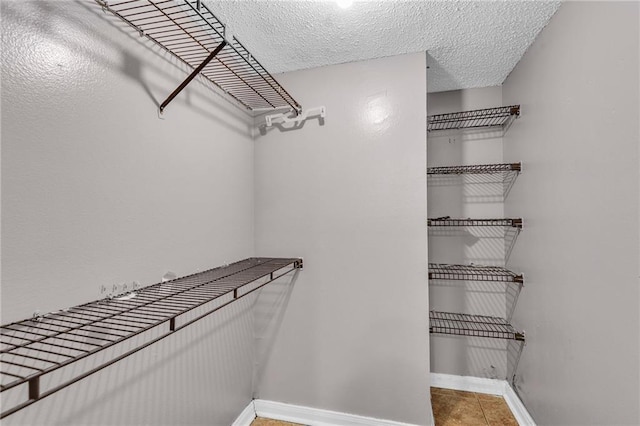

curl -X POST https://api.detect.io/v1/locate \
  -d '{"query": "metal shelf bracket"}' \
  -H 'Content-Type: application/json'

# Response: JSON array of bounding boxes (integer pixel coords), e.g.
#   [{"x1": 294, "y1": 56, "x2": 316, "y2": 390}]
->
[{"x1": 159, "y1": 40, "x2": 227, "y2": 113}]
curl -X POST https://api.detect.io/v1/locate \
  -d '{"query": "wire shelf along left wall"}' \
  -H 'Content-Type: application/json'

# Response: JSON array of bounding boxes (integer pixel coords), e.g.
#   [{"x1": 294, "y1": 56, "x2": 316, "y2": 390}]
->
[{"x1": 0, "y1": 257, "x2": 303, "y2": 419}]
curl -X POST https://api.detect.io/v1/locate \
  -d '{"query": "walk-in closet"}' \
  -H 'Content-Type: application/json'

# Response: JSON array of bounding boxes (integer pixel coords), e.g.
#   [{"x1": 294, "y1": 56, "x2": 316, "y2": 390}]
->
[{"x1": 1, "y1": 1, "x2": 638, "y2": 425}]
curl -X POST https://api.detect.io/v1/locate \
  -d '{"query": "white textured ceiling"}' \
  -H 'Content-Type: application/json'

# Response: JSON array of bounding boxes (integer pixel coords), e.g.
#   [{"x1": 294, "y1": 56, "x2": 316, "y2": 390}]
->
[{"x1": 206, "y1": 1, "x2": 561, "y2": 92}]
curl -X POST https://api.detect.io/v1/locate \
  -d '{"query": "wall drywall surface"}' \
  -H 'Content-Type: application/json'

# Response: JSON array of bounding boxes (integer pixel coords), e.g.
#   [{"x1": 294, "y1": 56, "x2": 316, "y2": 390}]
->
[
  {"x1": 253, "y1": 53, "x2": 430, "y2": 425},
  {"x1": 427, "y1": 87, "x2": 514, "y2": 380},
  {"x1": 1, "y1": 1, "x2": 255, "y2": 424},
  {"x1": 502, "y1": 2, "x2": 639, "y2": 425}
]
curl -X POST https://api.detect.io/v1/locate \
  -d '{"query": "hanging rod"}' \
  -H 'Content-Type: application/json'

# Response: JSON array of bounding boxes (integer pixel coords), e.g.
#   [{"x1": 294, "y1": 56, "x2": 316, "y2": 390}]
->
[
  {"x1": 97, "y1": 0, "x2": 302, "y2": 114},
  {"x1": 0, "y1": 257, "x2": 302, "y2": 419},
  {"x1": 427, "y1": 105, "x2": 520, "y2": 132},
  {"x1": 429, "y1": 263, "x2": 524, "y2": 284}
]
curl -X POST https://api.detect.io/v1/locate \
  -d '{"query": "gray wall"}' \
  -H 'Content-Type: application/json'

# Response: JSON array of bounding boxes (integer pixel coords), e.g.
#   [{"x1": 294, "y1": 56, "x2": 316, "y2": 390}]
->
[
  {"x1": 427, "y1": 87, "x2": 511, "y2": 380},
  {"x1": 502, "y1": 2, "x2": 639, "y2": 425},
  {"x1": 1, "y1": 1, "x2": 256, "y2": 424},
  {"x1": 253, "y1": 53, "x2": 430, "y2": 425}
]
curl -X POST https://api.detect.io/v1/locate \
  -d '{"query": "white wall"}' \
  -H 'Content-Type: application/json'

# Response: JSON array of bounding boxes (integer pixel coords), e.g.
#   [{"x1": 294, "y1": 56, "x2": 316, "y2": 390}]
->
[
  {"x1": 1, "y1": 1, "x2": 256, "y2": 424},
  {"x1": 253, "y1": 53, "x2": 430, "y2": 425},
  {"x1": 502, "y1": 2, "x2": 639, "y2": 425},
  {"x1": 427, "y1": 87, "x2": 513, "y2": 380}
]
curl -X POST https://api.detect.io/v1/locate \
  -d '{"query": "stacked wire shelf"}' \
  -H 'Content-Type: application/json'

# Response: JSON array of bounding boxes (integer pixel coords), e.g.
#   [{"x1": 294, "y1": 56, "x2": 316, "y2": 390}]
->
[
  {"x1": 427, "y1": 105, "x2": 525, "y2": 384},
  {"x1": 0, "y1": 257, "x2": 302, "y2": 418},
  {"x1": 429, "y1": 311, "x2": 525, "y2": 341},
  {"x1": 427, "y1": 163, "x2": 521, "y2": 175},
  {"x1": 427, "y1": 105, "x2": 520, "y2": 132},
  {"x1": 428, "y1": 218, "x2": 522, "y2": 228},
  {"x1": 428, "y1": 264, "x2": 523, "y2": 284}
]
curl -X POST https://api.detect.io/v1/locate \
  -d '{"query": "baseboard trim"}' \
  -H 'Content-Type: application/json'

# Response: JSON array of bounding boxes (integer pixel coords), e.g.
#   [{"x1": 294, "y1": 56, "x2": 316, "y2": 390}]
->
[
  {"x1": 503, "y1": 385, "x2": 536, "y2": 426},
  {"x1": 231, "y1": 400, "x2": 256, "y2": 426},
  {"x1": 430, "y1": 373, "x2": 535, "y2": 426},
  {"x1": 253, "y1": 399, "x2": 424, "y2": 426},
  {"x1": 431, "y1": 372, "x2": 504, "y2": 395}
]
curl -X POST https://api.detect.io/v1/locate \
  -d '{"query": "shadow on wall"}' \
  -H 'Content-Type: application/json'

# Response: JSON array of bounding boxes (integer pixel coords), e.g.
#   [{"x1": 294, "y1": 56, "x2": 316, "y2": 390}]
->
[
  {"x1": 427, "y1": 172, "x2": 517, "y2": 203},
  {"x1": 252, "y1": 272, "x2": 299, "y2": 396},
  {"x1": 426, "y1": 51, "x2": 461, "y2": 94},
  {"x1": 1, "y1": 1, "x2": 252, "y2": 136}
]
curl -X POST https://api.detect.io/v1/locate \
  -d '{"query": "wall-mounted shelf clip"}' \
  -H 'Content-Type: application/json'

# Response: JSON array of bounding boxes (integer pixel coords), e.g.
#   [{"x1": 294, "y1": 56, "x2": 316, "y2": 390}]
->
[{"x1": 265, "y1": 106, "x2": 326, "y2": 128}]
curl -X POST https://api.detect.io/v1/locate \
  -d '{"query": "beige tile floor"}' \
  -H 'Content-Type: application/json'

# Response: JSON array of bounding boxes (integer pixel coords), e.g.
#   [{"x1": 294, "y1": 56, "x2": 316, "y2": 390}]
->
[
  {"x1": 251, "y1": 418, "x2": 302, "y2": 426},
  {"x1": 251, "y1": 388, "x2": 518, "y2": 426},
  {"x1": 430, "y1": 387, "x2": 517, "y2": 426}
]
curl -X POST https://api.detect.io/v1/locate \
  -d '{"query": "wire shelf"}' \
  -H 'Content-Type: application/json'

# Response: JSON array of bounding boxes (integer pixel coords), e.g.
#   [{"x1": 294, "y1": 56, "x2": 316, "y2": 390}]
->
[
  {"x1": 0, "y1": 257, "x2": 302, "y2": 418},
  {"x1": 97, "y1": 0, "x2": 301, "y2": 114},
  {"x1": 427, "y1": 163, "x2": 521, "y2": 175},
  {"x1": 429, "y1": 311, "x2": 525, "y2": 341},
  {"x1": 429, "y1": 264, "x2": 523, "y2": 284},
  {"x1": 427, "y1": 163, "x2": 521, "y2": 198},
  {"x1": 428, "y1": 218, "x2": 523, "y2": 229},
  {"x1": 428, "y1": 218, "x2": 523, "y2": 264},
  {"x1": 427, "y1": 105, "x2": 520, "y2": 132}
]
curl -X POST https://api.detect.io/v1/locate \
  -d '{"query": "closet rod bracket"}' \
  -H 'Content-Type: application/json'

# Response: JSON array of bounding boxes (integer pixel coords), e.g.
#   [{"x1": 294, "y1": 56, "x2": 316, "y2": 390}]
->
[
  {"x1": 159, "y1": 40, "x2": 228, "y2": 114},
  {"x1": 265, "y1": 106, "x2": 325, "y2": 127}
]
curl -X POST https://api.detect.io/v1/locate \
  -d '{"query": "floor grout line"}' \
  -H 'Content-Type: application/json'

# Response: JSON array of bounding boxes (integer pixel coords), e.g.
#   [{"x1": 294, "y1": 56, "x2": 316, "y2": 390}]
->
[{"x1": 475, "y1": 392, "x2": 491, "y2": 426}]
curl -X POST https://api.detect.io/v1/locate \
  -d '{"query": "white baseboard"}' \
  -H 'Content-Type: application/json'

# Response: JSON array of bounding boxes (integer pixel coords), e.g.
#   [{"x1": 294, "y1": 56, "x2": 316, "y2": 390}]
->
[
  {"x1": 253, "y1": 399, "x2": 425, "y2": 426},
  {"x1": 231, "y1": 400, "x2": 256, "y2": 426},
  {"x1": 430, "y1": 373, "x2": 535, "y2": 426},
  {"x1": 431, "y1": 372, "x2": 504, "y2": 395},
  {"x1": 503, "y1": 385, "x2": 536, "y2": 426}
]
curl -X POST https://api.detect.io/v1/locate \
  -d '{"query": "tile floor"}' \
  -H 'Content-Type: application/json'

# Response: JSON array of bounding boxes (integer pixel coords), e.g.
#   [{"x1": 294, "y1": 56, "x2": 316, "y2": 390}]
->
[
  {"x1": 251, "y1": 418, "x2": 302, "y2": 426},
  {"x1": 430, "y1": 387, "x2": 518, "y2": 426},
  {"x1": 250, "y1": 388, "x2": 518, "y2": 426}
]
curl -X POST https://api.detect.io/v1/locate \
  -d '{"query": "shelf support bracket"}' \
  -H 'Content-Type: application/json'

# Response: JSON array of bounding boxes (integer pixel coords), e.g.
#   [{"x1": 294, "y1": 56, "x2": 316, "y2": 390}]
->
[
  {"x1": 159, "y1": 40, "x2": 227, "y2": 113},
  {"x1": 28, "y1": 377, "x2": 39, "y2": 401},
  {"x1": 265, "y1": 106, "x2": 325, "y2": 127}
]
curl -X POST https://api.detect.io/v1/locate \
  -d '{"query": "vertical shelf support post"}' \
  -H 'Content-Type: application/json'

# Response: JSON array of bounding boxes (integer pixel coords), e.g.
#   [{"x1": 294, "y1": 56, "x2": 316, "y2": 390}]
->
[
  {"x1": 28, "y1": 377, "x2": 40, "y2": 401},
  {"x1": 511, "y1": 340, "x2": 526, "y2": 387},
  {"x1": 159, "y1": 40, "x2": 227, "y2": 113}
]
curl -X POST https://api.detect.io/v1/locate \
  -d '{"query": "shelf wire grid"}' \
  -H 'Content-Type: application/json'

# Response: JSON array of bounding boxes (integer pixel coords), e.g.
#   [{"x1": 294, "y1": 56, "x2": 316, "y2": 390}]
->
[
  {"x1": 0, "y1": 257, "x2": 302, "y2": 418},
  {"x1": 427, "y1": 163, "x2": 521, "y2": 199},
  {"x1": 427, "y1": 105, "x2": 520, "y2": 132},
  {"x1": 427, "y1": 218, "x2": 522, "y2": 263},
  {"x1": 427, "y1": 218, "x2": 522, "y2": 228},
  {"x1": 429, "y1": 311, "x2": 525, "y2": 341},
  {"x1": 97, "y1": 0, "x2": 301, "y2": 113},
  {"x1": 427, "y1": 163, "x2": 521, "y2": 175},
  {"x1": 428, "y1": 263, "x2": 523, "y2": 284}
]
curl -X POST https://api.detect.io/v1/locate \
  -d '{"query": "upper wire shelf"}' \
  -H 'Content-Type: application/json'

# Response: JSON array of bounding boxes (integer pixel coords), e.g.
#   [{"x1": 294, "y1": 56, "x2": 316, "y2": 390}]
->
[
  {"x1": 427, "y1": 105, "x2": 520, "y2": 133},
  {"x1": 428, "y1": 218, "x2": 523, "y2": 229},
  {"x1": 0, "y1": 257, "x2": 302, "y2": 418},
  {"x1": 429, "y1": 263, "x2": 523, "y2": 284},
  {"x1": 97, "y1": 0, "x2": 302, "y2": 114},
  {"x1": 429, "y1": 311, "x2": 524, "y2": 341}
]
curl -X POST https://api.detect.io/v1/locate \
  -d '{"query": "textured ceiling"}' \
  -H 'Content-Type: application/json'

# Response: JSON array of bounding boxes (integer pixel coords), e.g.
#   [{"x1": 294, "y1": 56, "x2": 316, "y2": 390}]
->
[{"x1": 206, "y1": 1, "x2": 561, "y2": 93}]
